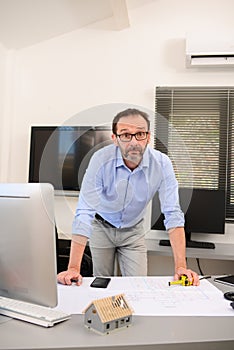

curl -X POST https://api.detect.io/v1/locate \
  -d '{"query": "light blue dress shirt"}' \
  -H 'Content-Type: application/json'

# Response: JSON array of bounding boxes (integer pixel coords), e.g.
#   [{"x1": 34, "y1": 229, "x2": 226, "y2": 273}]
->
[{"x1": 72, "y1": 144, "x2": 184, "y2": 238}]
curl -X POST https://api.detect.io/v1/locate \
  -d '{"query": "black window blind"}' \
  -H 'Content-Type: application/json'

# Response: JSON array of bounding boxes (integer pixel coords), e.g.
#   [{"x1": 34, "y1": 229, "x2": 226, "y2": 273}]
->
[{"x1": 155, "y1": 87, "x2": 234, "y2": 218}]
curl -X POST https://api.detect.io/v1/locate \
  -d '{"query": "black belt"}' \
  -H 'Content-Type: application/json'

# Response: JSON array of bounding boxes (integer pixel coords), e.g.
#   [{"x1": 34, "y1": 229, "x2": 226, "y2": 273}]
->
[{"x1": 95, "y1": 213, "x2": 116, "y2": 228}]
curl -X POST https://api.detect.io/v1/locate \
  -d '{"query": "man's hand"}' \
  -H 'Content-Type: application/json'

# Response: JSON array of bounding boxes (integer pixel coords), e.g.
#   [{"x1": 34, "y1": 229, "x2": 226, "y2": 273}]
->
[
  {"x1": 57, "y1": 268, "x2": 83, "y2": 286},
  {"x1": 174, "y1": 267, "x2": 200, "y2": 286}
]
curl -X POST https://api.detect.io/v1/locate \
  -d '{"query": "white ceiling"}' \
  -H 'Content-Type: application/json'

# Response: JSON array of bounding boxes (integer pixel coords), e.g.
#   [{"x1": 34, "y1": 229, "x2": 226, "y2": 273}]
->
[{"x1": 0, "y1": 0, "x2": 155, "y2": 50}]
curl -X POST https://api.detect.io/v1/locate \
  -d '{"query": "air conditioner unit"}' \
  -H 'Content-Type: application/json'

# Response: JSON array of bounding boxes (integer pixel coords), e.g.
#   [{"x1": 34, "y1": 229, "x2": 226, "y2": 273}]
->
[{"x1": 186, "y1": 37, "x2": 234, "y2": 67}]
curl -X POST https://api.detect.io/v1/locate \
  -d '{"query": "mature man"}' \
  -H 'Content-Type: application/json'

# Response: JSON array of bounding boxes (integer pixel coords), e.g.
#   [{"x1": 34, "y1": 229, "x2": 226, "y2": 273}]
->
[{"x1": 57, "y1": 108, "x2": 199, "y2": 286}]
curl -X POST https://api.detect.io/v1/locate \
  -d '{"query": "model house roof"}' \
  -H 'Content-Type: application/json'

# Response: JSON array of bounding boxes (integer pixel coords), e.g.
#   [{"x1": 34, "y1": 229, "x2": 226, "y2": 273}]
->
[{"x1": 83, "y1": 293, "x2": 133, "y2": 323}]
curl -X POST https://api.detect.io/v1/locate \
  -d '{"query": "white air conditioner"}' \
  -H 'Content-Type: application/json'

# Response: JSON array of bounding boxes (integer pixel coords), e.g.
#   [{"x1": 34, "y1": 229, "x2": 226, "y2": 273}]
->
[{"x1": 186, "y1": 36, "x2": 234, "y2": 67}]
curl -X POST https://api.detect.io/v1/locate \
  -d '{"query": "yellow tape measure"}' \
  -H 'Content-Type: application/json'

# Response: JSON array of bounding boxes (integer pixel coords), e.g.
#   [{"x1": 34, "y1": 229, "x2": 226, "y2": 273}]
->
[{"x1": 169, "y1": 275, "x2": 193, "y2": 286}]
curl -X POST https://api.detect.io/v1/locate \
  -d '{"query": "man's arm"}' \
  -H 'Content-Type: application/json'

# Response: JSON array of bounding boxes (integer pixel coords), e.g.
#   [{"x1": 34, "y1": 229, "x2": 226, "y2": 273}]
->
[
  {"x1": 57, "y1": 234, "x2": 88, "y2": 286},
  {"x1": 169, "y1": 227, "x2": 200, "y2": 286}
]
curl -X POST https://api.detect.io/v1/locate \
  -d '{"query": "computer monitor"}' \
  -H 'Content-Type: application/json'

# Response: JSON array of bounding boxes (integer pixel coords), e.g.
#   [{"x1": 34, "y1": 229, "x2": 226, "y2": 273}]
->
[
  {"x1": 0, "y1": 183, "x2": 58, "y2": 307},
  {"x1": 151, "y1": 188, "x2": 226, "y2": 249}
]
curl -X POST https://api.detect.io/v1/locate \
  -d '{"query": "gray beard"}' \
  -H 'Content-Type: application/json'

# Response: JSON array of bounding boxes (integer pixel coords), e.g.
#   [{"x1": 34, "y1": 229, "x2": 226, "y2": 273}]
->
[{"x1": 122, "y1": 145, "x2": 144, "y2": 165}]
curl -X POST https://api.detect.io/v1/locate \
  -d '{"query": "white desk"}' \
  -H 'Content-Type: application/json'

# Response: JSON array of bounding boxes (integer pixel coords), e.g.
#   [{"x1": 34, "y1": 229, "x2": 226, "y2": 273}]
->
[
  {"x1": 1, "y1": 278, "x2": 234, "y2": 350},
  {"x1": 146, "y1": 230, "x2": 234, "y2": 260}
]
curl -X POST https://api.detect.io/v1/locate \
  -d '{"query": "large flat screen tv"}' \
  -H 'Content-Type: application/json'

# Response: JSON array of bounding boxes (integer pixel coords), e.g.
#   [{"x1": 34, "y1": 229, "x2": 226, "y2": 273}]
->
[
  {"x1": 29, "y1": 126, "x2": 112, "y2": 192},
  {"x1": 151, "y1": 188, "x2": 226, "y2": 249}
]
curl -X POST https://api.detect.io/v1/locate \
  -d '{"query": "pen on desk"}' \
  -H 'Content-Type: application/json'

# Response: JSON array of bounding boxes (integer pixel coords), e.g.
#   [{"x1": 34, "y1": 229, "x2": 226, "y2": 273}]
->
[{"x1": 199, "y1": 275, "x2": 211, "y2": 280}]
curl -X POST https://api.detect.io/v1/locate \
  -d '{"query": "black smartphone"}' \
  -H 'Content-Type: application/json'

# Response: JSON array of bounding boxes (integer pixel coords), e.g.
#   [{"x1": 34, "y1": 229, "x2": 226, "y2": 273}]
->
[
  {"x1": 90, "y1": 277, "x2": 111, "y2": 288},
  {"x1": 214, "y1": 275, "x2": 234, "y2": 287}
]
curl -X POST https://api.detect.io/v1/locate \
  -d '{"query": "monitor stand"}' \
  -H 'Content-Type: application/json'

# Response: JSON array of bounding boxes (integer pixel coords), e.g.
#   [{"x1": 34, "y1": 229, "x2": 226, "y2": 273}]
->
[{"x1": 159, "y1": 232, "x2": 215, "y2": 249}]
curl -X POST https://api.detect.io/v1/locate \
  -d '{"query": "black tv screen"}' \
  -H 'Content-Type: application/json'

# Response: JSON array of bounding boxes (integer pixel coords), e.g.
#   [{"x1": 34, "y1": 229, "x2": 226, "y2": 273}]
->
[{"x1": 29, "y1": 126, "x2": 112, "y2": 191}]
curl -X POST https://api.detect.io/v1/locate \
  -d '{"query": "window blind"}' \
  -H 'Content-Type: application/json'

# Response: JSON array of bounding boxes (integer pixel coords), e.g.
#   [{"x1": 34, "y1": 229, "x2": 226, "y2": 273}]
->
[
  {"x1": 227, "y1": 90, "x2": 234, "y2": 217},
  {"x1": 155, "y1": 87, "x2": 234, "y2": 218}
]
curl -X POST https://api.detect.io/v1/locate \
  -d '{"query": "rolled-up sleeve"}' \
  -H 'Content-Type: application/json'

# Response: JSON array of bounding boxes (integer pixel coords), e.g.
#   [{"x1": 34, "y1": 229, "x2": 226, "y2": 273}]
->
[{"x1": 157, "y1": 154, "x2": 185, "y2": 230}]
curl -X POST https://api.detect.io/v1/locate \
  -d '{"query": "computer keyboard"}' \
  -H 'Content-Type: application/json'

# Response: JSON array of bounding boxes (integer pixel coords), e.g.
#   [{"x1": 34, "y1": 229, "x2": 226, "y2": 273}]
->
[
  {"x1": 0, "y1": 296, "x2": 71, "y2": 327},
  {"x1": 186, "y1": 240, "x2": 215, "y2": 249},
  {"x1": 159, "y1": 239, "x2": 215, "y2": 249}
]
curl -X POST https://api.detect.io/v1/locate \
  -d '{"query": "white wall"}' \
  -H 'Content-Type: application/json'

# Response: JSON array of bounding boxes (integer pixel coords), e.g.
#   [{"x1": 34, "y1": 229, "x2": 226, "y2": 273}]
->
[
  {"x1": 0, "y1": 43, "x2": 7, "y2": 180},
  {"x1": 1, "y1": 0, "x2": 234, "y2": 240}
]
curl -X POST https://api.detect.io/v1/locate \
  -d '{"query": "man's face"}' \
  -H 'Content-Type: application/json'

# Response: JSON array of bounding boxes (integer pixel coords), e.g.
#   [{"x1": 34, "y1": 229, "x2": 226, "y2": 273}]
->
[{"x1": 112, "y1": 114, "x2": 150, "y2": 168}]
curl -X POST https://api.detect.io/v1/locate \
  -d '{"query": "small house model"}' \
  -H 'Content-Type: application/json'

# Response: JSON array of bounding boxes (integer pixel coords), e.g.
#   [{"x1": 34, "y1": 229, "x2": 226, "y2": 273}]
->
[{"x1": 83, "y1": 293, "x2": 133, "y2": 334}]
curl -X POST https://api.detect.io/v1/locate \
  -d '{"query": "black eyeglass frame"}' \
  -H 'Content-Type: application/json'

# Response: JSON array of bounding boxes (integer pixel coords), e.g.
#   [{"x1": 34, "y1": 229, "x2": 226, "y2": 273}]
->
[{"x1": 115, "y1": 131, "x2": 149, "y2": 142}]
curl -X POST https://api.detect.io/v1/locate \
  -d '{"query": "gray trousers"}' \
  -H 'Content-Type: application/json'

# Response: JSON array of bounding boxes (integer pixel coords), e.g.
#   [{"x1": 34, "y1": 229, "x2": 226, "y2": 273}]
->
[{"x1": 89, "y1": 218, "x2": 147, "y2": 276}]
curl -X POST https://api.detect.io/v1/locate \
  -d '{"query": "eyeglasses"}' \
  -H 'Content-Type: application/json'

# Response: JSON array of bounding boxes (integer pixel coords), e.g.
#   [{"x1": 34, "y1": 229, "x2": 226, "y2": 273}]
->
[{"x1": 116, "y1": 131, "x2": 149, "y2": 142}]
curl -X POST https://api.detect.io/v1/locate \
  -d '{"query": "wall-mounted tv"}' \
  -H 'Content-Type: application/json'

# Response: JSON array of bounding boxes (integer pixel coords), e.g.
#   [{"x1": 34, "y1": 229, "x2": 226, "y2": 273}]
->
[{"x1": 29, "y1": 126, "x2": 112, "y2": 192}]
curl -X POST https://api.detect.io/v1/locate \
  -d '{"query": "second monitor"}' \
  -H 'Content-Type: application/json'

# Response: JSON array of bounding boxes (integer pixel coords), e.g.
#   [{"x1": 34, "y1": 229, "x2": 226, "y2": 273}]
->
[{"x1": 151, "y1": 188, "x2": 226, "y2": 249}]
